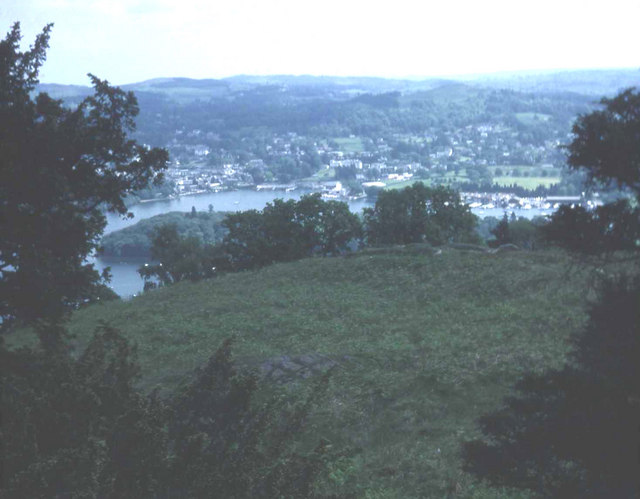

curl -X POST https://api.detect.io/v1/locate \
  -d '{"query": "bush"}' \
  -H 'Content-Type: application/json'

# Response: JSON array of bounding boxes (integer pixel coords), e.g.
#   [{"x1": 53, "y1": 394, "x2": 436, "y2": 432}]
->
[
  {"x1": 463, "y1": 276, "x2": 640, "y2": 497},
  {"x1": 1, "y1": 329, "x2": 332, "y2": 498}
]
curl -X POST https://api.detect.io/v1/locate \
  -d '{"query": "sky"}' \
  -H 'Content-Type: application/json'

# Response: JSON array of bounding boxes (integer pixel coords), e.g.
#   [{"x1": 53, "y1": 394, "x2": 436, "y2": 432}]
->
[{"x1": 2, "y1": 0, "x2": 639, "y2": 86}]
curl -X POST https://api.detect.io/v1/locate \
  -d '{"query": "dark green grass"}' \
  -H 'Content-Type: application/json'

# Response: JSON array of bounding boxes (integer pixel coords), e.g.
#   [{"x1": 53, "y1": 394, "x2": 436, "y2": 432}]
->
[{"x1": 65, "y1": 249, "x2": 589, "y2": 497}]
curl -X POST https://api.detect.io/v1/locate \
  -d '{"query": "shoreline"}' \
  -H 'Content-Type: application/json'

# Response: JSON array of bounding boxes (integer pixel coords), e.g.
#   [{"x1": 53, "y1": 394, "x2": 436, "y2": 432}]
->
[{"x1": 127, "y1": 180, "x2": 588, "y2": 218}]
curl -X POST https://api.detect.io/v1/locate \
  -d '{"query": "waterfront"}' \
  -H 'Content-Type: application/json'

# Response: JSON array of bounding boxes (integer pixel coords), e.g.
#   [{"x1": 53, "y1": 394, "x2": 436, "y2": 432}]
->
[{"x1": 97, "y1": 189, "x2": 552, "y2": 297}]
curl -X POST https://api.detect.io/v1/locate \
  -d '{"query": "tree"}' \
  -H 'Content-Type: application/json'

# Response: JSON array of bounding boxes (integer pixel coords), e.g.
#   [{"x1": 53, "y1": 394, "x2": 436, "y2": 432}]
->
[
  {"x1": 543, "y1": 200, "x2": 640, "y2": 256},
  {"x1": 363, "y1": 183, "x2": 478, "y2": 246},
  {"x1": 138, "y1": 224, "x2": 226, "y2": 287},
  {"x1": 463, "y1": 87, "x2": 640, "y2": 497},
  {"x1": 2, "y1": 327, "x2": 330, "y2": 498},
  {"x1": 294, "y1": 193, "x2": 363, "y2": 256},
  {"x1": 566, "y1": 88, "x2": 640, "y2": 194},
  {"x1": 508, "y1": 217, "x2": 544, "y2": 250},
  {"x1": 0, "y1": 23, "x2": 168, "y2": 345},
  {"x1": 0, "y1": 23, "x2": 334, "y2": 498},
  {"x1": 490, "y1": 214, "x2": 545, "y2": 250},
  {"x1": 1, "y1": 324, "x2": 167, "y2": 498},
  {"x1": 463, "y1": 278, "x2": 640, "y2": 497},
  {"x1": 223, "y1": 194, "x2": 362, "y2": 270},
  {"x1": 489, "y1": 213, "x2": 510, "y2": 247},
  {"x1": 541, "y1": 87, "x2": 640, "y2": 257},
  {"x1": 165, "y1": 339, "x2": 330, "y2": 497}
]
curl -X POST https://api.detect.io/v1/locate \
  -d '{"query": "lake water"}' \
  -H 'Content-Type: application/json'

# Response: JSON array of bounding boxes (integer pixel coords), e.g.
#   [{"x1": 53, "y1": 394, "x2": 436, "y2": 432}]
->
[{"x1": 96, "y1": 190, "x2": 550, "y2": 297}]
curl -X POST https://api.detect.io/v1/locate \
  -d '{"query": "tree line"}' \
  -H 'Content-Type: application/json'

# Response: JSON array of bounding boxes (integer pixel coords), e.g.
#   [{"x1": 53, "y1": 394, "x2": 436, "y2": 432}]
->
[
  {"x1": 138, "y1": 184, "x2": 484, "y2": 288},
  {"x1": 100, "y1": 210, "x2": 228, "y2": 258}
]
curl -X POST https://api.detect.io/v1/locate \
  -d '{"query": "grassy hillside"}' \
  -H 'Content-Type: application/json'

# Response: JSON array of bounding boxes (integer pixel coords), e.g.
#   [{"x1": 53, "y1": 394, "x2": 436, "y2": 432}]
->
[{"x1": 66, "y1": 249, "x2": 590, "y2": 497}]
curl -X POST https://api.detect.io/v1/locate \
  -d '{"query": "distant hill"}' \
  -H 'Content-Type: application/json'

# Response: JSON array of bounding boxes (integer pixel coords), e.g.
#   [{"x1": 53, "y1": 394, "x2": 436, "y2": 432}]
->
[
  {"x1": 34, "y1": 69, "x2": 632, "y2": 187},
  {"x1": 223, "y1": 74, "x2": 451, "y2": 94},
  {"x1": 33, "y1": 83, "x2": 93, "y2": 101},
  {"x1": 37, "y1": 69, "x2": 638, "y2": 103},
  {"x1": 459, "y1": 68, "x2": 639, "y2": 96}
]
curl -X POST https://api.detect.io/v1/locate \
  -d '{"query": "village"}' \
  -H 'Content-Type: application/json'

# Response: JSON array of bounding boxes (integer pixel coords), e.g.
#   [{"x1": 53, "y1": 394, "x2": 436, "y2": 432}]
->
[
  {"x1": 154, "y1": 118, "x2": 568, "y2": 191},
  {"x1": 138, "y1": 117, "x2": 591, "y2": 214}
]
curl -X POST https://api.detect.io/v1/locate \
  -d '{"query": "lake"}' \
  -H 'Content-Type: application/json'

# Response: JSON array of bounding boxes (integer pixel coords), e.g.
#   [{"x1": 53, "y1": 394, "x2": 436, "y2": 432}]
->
[{"x1": 96, "y1": 189, "x2": 550, "y2": 297}]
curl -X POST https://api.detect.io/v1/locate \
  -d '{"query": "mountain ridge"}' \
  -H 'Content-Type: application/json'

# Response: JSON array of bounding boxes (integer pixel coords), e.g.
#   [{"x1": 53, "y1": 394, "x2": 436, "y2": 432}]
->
[{"x1": 36, "y1": 68, "x2": 639, "y2": 102}]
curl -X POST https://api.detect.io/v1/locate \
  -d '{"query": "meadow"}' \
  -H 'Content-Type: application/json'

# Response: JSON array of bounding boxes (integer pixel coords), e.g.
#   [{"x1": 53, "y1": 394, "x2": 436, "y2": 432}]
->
[
  {"x1": 333, "y1": 137, "x2": 366, "y2": 153},
  {"x1": 492, "y1": 175, "x2": 561, "y2": 189},
  {"x1": 63, "y1": 248, "x2": 590, "y2": 497}
]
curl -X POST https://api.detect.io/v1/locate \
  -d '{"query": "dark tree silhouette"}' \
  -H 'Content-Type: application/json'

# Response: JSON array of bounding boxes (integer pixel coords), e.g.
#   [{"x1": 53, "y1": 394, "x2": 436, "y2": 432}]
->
[
  {"x1": 463, "y1": 87, "x2": 640, "y2": 497},
  {"x1": 463, "y1": 277, "x2": 640, "y2": 497},
  {"x1": 567, "y1": 88, "x2": 640, "y2": 193},
  {"x1": 223, "y1": 193, "x2": 362, "y2": 270},
  {"x1": 0, "y1": 23, "x2": 168, "y2": 346},
  {"x1": 1, "y1": 329, "x2": 330, "y2": 498},
  {"x1": 542, "y1": 87, "x2": 640, "y2": 258},
  {"x1": 489, "y1": 214, "x2": 510, "y2": 247},
  {"x1": 363, "y1": 183, "x2": 478, "y2": 246},
  {"x1": 138, "y1": 223, "x2": 227, "y2": 287},
  {"x1": 0, "y1": 23, "x2": 333, "y2": 498}
]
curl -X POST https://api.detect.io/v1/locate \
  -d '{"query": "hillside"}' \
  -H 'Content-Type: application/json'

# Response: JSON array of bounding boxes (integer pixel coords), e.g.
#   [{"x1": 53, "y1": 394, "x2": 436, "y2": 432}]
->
[
  {"x1": 462, "y1": 68, "x2": 640, "y2": 95},
  {"x1": 38, "y1": 69, "x2": 638, "y2": 102},
  {"x1": 65, "y1": 248, "x2": 590, "y2": 497},
  {"x1": 37, "y1": 71, "x2": 622, "y2": 196}
]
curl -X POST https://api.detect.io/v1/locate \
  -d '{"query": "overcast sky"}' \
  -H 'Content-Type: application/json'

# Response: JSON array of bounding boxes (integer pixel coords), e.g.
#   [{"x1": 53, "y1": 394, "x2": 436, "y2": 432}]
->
[{"x1": 2, "y1": 0, "x2": 639, "y2": 86}]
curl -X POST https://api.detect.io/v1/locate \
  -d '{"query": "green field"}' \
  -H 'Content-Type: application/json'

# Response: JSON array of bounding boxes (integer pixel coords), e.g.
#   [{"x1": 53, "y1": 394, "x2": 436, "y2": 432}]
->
[
  {"x1": 493, "y1": 175, "x2": 561, "y2": 189},
  {"x1": 333, "y1": 137, "x2": 366, "y2": 153},
  {"x1": 384, "y1": 172, "x2": 465, "y2": 190},
  {"x1": 60, "y1": 249, "x2": 589, "y2": 497},
  {"x1": 384, "y1": 170, "x2": 561, "y2": 192},
  {"x1": 515, "y1": 112, "x2": 552, "y2": 126},
  {"x1": 384, "y1": 178, "x2": 430, "y2": 190}
]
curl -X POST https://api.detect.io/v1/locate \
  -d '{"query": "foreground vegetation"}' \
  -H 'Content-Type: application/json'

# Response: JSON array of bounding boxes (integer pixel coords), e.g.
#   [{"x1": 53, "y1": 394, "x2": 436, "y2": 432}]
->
[{"x1": 62, "y1": 249, "x2": 589, "y2": 496}]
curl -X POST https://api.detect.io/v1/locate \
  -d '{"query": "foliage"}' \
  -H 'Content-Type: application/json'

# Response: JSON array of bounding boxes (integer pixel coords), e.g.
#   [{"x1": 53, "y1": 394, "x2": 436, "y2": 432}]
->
[
  {"x1": 128, "y1": 178, "x2": 176, "y2": 203},
  {"x1": 1, "y1": 324, "x2": 165, "y2": 498},
  {"x1": 137, "y1": 224, "x2": 227, "y2": 288},
  {"x1": 542, "y1": 87, "x2": 640, "y2": 256},
  {"x1": 542, "y1": 200, "x2": 640, "y2": 255},
  {"x1": 0, "y1": 23, "x2": 167, "y2": 342},
  {"x1": 489, "y1": 214, "x2": 546, "y2": 250},
  {"x1": 223, "y1": 193, "x2": 362, "y2": 269},
  {"x1": 463, "y1": 277, "x2": 640, "y2": 497},
  {"x1": 490, "y1": 214, "x2": 510, "y2": 246},
  {"x1": 567, "y1": 88, "x2": 640, "y2": 193},
  {"x1": 100, "y1": 210, "x2": 228, "y2": 257},
  {"x1": 508, "y1": 217, "x2": 546, "y2": 250},
  {"x1": 465, "y1": 87, "x2": 640, "y2": 497},
  {"x1": 165, "y1": 338, "x2": 330, "y2": 498},
  {"x1": 475, "y1": 215, "x2": 500, "y2": 241},
  {"x1": 1, "y1": 327, "x2": 329, "y2": 498},
  {"x1": 137, "y1": 195, "x2": 363, "y2": 286},
  {"x1": 363, "y1": 182, "x2": 478, "y2": 246},
  {"x1": 1, "y1": 23, "x2": 330, "y2": 499}
]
